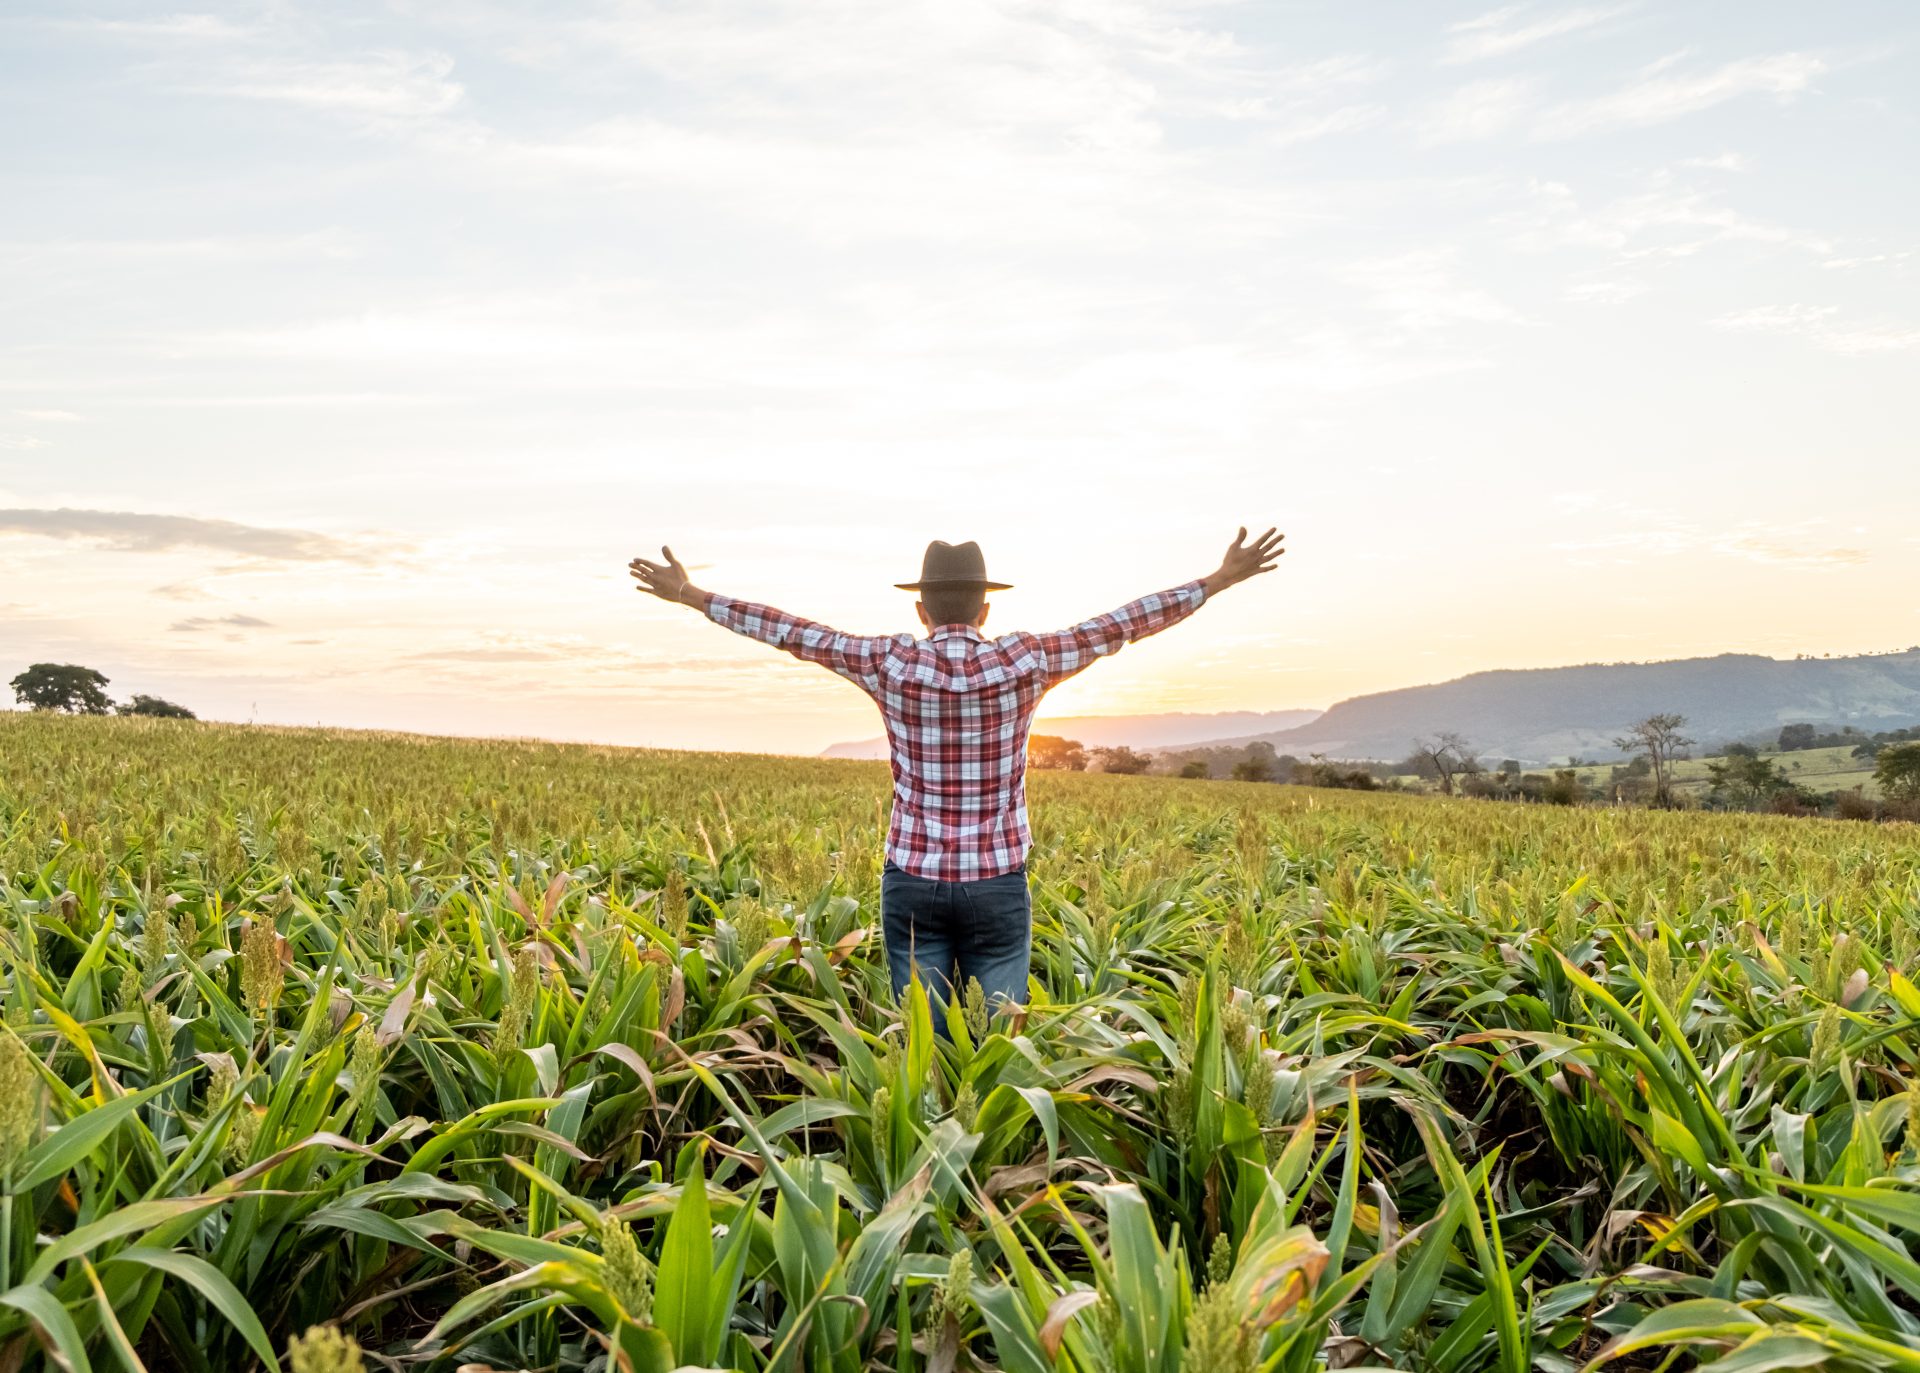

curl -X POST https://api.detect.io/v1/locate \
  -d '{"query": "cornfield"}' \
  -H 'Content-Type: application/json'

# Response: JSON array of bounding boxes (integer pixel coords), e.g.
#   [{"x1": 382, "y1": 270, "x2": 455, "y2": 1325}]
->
[{"x1": 4, "y1": 711, "x2": 1920, "y2": 1373}]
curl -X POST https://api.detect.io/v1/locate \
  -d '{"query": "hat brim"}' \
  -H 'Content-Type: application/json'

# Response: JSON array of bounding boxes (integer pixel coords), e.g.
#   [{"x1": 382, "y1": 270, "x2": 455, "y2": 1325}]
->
[{"x1": 895, "y1": 579, "x2": 1013, "y2": 592}]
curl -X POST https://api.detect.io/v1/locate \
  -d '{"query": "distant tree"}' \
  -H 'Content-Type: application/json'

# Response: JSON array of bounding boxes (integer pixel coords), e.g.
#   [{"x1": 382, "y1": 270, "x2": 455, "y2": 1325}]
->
[
  {"x1": 1399, "y1": 750, "x2": 1440, "y2": 783},
  {"x1": 1544, "y1": 769, "x2": 1583, "y2": 806},
  {"x1": 1028, "y1": 735, "x2": 1087, "y2": 771},
  {"x1": 10, "y1": 663, "x2": 112, "y2": 714},
  {"x1": 1707, "y1": 753, "x2": 1789, "y2": 810},
  {"x1": 120, "y1": 694, "x2": 196, "y2": 719},
  {"x1": 1410, "y1": 733, "x2": 1479, "y2": 796},
  {"x1": 1876, "y1": 742, "x2": 1920, "y2": 802},
  {"x1": 1179, "y1": 760, "x2": 1211, "y2": 779},
  {"x1": 1777, "y1": 723, "x2": 1820, "y2": 752},
  {"x1": 1499, "y1": 759, "x2": 1522, "y2": 778},
  {"x1": 1613, "y1": 713, "x2": 1693, "y2": 808},
  {"x1": 1093, "y1": 745, "x2": 1152, "y2": 776},
  {"x1": 1231, "y1": 755, "x2": 1272, "y2": 783}
]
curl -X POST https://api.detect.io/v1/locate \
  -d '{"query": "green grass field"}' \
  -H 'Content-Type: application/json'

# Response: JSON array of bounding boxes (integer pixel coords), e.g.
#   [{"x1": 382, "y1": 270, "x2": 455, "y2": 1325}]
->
[
  {"x1": 4, "y1": 712, "x2": 1920, "y2": 1372},
  {"x1": 1555, "y1": 744, "x2": 1881, "y2": 798}
]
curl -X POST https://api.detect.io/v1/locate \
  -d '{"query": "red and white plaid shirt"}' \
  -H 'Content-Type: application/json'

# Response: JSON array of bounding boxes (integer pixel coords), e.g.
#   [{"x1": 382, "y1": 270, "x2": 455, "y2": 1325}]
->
[{"x1": 706, "y1": 581, "x2": 1208, "y2": 881}]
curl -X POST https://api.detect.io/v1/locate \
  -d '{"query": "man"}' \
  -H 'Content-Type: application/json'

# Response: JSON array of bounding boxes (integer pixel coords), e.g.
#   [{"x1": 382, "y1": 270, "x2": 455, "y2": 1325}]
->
[{"x1": 628, "y1": 527, "x2": 1285, "y2": 1009}]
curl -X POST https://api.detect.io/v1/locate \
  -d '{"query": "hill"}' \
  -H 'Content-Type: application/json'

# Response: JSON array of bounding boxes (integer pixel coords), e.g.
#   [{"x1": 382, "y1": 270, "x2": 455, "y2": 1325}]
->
[
  {"x1": 820, "y1": 708, "x2": 1321, "y2": 761},
  {"x1": 1197, "y1": 649, "x2": 1920, "y2": 766}
]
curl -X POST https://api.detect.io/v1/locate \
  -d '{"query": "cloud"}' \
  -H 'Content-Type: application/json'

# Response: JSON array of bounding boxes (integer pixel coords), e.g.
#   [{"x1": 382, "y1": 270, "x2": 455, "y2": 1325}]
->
[
  {"x1": 1337, "y1": 249, "x2": 1526, "y2": 330},
  {"x1": 181, "y1": 50, "x2": 464, "y2": 122},
  {"x1": 55, "y1": 13, "x2": 256, "y2": 42},
  {"x1": 0, "y1": 435, "x2": 49, "y2": 451},
  {"x1": 1555, "y1": 513, "x2": 1873, "y2": 567},
  {"x1": 1716, "y1": 304, "x2": 1920, "y2": 355},
  {"x1": 1501, "y1": 177, "x2": 1829, "y2": 260},
  {"x1": 1564, "y1": 279, "x2": 1646, "y2": 304},
  {"x1": 0, "y1": 508, "x2": 387, "y2": 562},
  {"x1": 1419, "y1": 78, "x2": 1538, "y2": 143},
  {"x1": 1537, "y1": 52, "x2": 1826, "y2": 137},
  {"x1": 10, "y1": 409, "x2": 82, "y2": 423},
  {"x1": 170, "y1": 614, "x2": 273, "y2": 633},
  {"x1": 1443, "y1": 5, "x2": 1634, "y2": 65}
]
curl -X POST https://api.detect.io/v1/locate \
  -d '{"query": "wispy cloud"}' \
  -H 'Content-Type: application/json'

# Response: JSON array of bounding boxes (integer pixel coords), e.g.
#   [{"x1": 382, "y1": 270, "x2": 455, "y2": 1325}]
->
[
  {"x1": 54, "y1": 13, "x2": 257, "y2": 42},
  {"x1": 1419, "y1": 78, "x2": 1538, "y2": 143},
  {"x1": 1501, "y1": 176, "x2": 1830, "y2": 259},
  {"x1": 180, "y1": 50, "x2": 463, "y2": 122},
  {"x1": 1338, "y1": 249, "x2": 1526, "y2": 330},
  {"x1": 1556, "y1": 514, "x2": 1873, "y2": 567},
  {"x1": 1564, "y1": 278, "x2": 1646, "y2": 304},
  {"x1": 1717, "y1": 535, "x2": 1869, "y2": 567},
  {"x1": 1538, "y1": 52, "x2": 1825, "y2": 137},
  {"x1": 0, "y1": 509, "x2": 389, "y2": 563},
  {"x1": 1716, "y1": 303, "x2": 1920, "y2": 354},
  {"x1": 1444, "y1": 5, "x2": 1634, "y2": 65},
  {"x1": 170, "y1": 613, "x2": 273, "y2": 633}
]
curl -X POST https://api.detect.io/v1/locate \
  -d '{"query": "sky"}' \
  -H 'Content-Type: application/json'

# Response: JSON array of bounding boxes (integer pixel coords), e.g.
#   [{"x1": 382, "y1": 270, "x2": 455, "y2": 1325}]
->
[{"x1": 2, "y1": 1, "x2": 1917, "y2": 755}]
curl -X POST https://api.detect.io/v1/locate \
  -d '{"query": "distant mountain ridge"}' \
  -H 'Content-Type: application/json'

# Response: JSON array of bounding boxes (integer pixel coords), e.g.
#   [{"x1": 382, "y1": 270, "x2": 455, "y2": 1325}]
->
[
  {"x1": 1201, "y1": 649, "x2": 1920, "y2": 766},
  {"x1": 819, "y1": 709, "x2": 1322, "y2": 761}
]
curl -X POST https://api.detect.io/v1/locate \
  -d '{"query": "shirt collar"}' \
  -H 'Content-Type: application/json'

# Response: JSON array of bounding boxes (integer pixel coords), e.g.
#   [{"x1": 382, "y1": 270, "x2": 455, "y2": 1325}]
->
[{"x1": 928, "y1": 623, "x2": 986, "y2": 643}]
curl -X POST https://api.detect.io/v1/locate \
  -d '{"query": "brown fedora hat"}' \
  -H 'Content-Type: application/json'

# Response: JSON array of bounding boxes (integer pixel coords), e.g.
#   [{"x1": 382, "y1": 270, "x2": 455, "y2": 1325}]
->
[{"x1": 895, "y1": 540, "x2": 1012, "y2": 591}]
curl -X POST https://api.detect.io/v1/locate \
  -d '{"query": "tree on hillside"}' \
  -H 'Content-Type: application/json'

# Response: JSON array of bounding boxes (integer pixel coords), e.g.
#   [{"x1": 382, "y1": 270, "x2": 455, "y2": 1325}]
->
[
  {"x1": 1410, "y1": 733, "x2": 1479, "y2": 796},
  {"x1": 1613, "y1": 713, "x2": 1693, "y2": 808},
  {"x1": 1778, "y1": 723, "x2": 1819, "y2": 752},
  {"x1": 1876, "y1": 742, "x2": 1920, "y2": 802},
  {"x1": 1180, "y1": 760, "x2": 1211, "y2": 779},
  {"x1": 10, "y1": 663, "x2": 112, "y2": 714},
  {"x1": 1231, "y1": 754, "x2": 1272, "y2": 783},
  {"x1": 1093, "y1": 745, "x2": 1152, "y2": 775},
  {"x1": 1707, "y1": 752, "x2": 1789, "y2": 810},
  {"x1": 1028, "y1": 735, "x2": 1087, "y2": 771},
  {"x1": 120, "y1": 694, "x2": 196, "y2": 719}
]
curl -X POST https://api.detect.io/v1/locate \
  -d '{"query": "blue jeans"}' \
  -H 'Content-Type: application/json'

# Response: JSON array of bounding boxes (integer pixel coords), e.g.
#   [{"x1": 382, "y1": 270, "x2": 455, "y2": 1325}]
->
[{"x1": 881, "y1": 860, "x2": 1031, "y2": 1009}]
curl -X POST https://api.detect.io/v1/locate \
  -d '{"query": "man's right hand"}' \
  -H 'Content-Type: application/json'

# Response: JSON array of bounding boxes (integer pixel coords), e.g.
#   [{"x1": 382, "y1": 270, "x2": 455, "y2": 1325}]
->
[
  {"x1": 1203, "y1": 527, "x2": 1285, "y2": 598},
  {"x1": 629, "y1": 547, "x2": 706, "y2": 608}
]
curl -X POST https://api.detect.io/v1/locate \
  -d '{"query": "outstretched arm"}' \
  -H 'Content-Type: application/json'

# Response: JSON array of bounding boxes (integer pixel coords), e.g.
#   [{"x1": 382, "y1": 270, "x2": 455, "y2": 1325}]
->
[
  {"x1": 1030, "y1": 526, "x2": 1285, "y2": 684},
  {"x1": 629, "y1": 546, "x2": 891, "y2": 690}
]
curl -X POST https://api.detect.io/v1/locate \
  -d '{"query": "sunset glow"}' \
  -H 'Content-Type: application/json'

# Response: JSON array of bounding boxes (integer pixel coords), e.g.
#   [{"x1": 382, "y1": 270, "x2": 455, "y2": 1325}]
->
[{"x1": 4, "y1": 3, "x2": 1916, "y2": 754}]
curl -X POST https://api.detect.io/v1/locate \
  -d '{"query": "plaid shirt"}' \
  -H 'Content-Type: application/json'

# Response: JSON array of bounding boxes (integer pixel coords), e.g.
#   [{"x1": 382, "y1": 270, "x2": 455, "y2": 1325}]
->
[{"x1": 706, "y1": 581, "x2": 1207, "y2": 880}]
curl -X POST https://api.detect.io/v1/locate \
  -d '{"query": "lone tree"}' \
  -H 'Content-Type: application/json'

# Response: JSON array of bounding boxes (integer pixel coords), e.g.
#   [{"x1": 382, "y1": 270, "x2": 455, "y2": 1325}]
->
[
  {"x1": 1613, "y1": 713, "x2": 1693, "y2": 808},
  {"x1": 1093, "y1": 745, "x2": 1152, "y2": 776},
  {"x1": 1411, "y1": 733, "x2": 1480, "y2": 796},
  {"x1": 1876, "y1": 742, "x2": 1920, "y2": 802},
  {"x1": 1028, "y1": 735, "x2": 1087, "y2": 771},
  {"x1": 120, "y1": 694, "x2": 196, "y2": 719},
  {"x1": 1777, "y1": 723, "x2": 1819, "y2": 752},
  {"x1": 10, "y1": 663, "x2": 112, "y2": 714},
  {"x1": 1231, "y1": 753, "x2": 1273, "y2": 783}
]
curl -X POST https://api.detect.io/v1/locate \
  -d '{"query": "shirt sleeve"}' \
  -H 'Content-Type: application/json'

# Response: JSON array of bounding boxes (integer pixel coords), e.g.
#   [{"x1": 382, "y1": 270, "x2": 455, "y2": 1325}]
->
[
  {"x1": 705, "y1": 595, "x2": 893, "y2": 693},
  {"x1": 1026, "y1": 579, "x2": 1208, "y2": 685}
]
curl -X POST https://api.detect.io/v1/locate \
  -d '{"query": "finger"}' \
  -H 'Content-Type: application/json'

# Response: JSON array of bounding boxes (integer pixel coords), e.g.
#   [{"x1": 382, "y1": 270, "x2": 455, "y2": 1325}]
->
[{"x1": 1232, "y1": 525, "x2": 1247, "y2": 549}]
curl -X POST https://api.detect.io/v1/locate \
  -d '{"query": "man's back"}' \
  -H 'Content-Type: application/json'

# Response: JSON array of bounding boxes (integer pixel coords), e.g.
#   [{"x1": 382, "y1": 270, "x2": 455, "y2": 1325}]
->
[{"x1": 701, "y1": 581, "x2": 1207, "y2": 879}]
